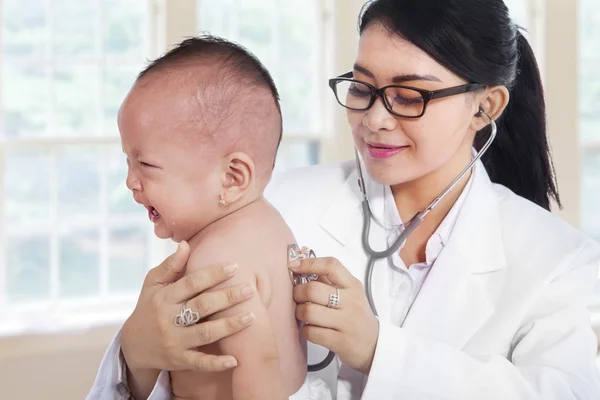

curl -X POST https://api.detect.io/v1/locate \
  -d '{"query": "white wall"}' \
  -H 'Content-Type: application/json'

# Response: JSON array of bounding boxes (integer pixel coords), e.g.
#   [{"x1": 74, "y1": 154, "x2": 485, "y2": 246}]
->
[{"x1": 0, "y1": 325, "x2": 119, "y2": 399}]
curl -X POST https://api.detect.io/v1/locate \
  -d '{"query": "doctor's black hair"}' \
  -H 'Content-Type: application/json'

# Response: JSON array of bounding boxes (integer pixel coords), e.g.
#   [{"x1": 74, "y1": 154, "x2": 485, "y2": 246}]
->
[
  {"x1": 137, "y1": 34, "x2": 283, "y2": 168},
  {"x1": 359, "y1": 0, "x2": 560, "y2": 211}
]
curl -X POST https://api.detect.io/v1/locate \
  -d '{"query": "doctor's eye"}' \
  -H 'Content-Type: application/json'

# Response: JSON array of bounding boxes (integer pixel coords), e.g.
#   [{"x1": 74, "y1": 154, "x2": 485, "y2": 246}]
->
[
  {"x1": 347, "y1": 82, "x2": 372, "y2": 98},
  {"x1": 387, "y1": 87, "x2": 424, "y2": 105}
]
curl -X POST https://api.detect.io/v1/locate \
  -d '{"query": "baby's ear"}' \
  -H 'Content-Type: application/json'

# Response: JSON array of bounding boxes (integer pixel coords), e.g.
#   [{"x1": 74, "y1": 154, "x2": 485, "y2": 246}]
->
[{"x1": 220, "y1": 152, "x2": 255, "y2": 204}]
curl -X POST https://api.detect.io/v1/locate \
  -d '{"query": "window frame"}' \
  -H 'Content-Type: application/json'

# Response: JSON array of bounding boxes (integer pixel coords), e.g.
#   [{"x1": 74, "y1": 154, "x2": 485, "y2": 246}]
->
[
  {"x1": 0, "y1": 0, "x2": 172, "y2": 335},
  {"x1": 0, "y1": 0, "x2": 337, "y2": 335}
]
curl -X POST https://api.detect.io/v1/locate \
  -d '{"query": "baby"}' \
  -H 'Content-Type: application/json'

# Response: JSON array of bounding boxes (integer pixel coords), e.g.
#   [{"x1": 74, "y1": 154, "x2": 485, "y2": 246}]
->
[{"x1": 118, "y1": 35, "x2": 330, "y2": 400}]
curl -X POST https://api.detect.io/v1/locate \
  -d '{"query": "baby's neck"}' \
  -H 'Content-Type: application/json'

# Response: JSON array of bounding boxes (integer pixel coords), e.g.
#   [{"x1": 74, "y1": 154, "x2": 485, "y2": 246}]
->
[{"x1": 187, "y1": 195, "x2": 268, "y2": 250}]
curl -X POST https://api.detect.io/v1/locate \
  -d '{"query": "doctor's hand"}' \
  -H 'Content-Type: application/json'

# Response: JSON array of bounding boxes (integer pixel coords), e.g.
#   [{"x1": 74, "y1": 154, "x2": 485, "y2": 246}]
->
[
  {"x1": 122, "y1": 241, "x2": 256, "y2": 375},
  {"x1": 289, "y1": 256, "x2": 379, "y2": 375}
]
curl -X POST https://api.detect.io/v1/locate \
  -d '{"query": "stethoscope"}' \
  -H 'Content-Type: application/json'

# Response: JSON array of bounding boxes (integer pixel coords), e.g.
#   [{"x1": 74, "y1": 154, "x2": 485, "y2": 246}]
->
[{"x1": 292, "y1": 109, "x2": 497, "y2": 372}]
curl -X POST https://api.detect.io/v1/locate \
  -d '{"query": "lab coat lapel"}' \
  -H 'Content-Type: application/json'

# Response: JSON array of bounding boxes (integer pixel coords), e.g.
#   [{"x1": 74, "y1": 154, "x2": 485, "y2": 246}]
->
[{"x1": 402, "y1": 165, "x2": 507, "y2": 347}]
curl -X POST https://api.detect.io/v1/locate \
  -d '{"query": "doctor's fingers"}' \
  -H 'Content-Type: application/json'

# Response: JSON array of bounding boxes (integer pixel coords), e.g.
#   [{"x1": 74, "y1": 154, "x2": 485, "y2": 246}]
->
[
  {"x1": 165, "y1": 261, "x2": 240, "y2": 303},
  {"x1": 181, "y1": 311, "x2": 256, "y2": 350},
  {"x1": 181, "y1": 283, "x2": 256, "y2": 320},
  {"x1": 293, "y1": 281, "x2": 342, "y2": 308},
  {"x1": 296, "y1": 303, "x2": 344, "y2": 330},
  {"x1": 181, "y1": 350, "x2": 240, "y2": 372},
  {"x1": 289, "y1": 256, "x2": 359, "y2": 289},
  {"x1": 301, "y1": 324, "x2": 342, "y2": 355}
]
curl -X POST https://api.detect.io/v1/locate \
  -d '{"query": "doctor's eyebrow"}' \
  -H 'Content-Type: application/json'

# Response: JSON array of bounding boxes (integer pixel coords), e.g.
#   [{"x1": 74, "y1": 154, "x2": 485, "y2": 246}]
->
[{"x1": 352, "y1": 63, "x2": 443, "y2": 84}]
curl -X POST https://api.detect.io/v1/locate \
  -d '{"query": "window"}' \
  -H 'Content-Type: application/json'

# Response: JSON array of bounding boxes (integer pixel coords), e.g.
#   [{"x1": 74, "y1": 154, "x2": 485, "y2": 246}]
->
[
  {"x1": 0, "y1": 0, "x2": 332, "y2": 333},
  {"x1": 197, "y1": 0, "x2": 326, "y2": 175},
  {"x1": 580, "y1": 0, "x2": 600, "y2": 242},
  {"x1": 0, "y1": 0, "x2": 157, "y2": 332},
  {"x1": 505, "y1": 0, "x2": 529, "y2": 29},
  {"x1": 579, "y1": 0, "x2": 600, "y2": 318}
]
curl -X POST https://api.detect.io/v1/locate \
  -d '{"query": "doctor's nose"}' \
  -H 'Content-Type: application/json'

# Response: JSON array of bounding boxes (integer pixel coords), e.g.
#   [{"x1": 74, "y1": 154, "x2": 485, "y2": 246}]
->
[{"x1": 362, "y1": 97, "x2": 398, "y2": 133}]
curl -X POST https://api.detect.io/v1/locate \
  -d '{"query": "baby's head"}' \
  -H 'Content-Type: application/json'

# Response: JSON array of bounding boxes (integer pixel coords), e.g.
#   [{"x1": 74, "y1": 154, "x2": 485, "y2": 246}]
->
[{"x1": 119, "y1": 35, "x2": 282, "y2": 242}]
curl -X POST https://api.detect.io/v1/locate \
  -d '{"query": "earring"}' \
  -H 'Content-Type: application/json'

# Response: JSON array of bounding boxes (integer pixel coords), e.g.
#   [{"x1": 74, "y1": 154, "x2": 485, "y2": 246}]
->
[{"x1": 219, "y1": 195, "x2": 227, "y2": 206}]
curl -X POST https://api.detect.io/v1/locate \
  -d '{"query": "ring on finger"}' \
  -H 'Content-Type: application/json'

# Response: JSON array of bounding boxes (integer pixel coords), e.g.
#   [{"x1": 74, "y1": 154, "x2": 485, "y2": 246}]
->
[
  {"x1": 174, "y1": 302, "x2": 201, "y2": 327},
  {"x1": 327, "y1": 288, "x2": 340, "y2": 309}
]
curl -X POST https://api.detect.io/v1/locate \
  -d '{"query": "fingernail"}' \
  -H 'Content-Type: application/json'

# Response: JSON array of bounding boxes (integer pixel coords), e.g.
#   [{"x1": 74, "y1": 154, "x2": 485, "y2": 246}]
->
[
  {"x1": 288, "y1": 260, "x2": 301, "y2": 268},
  {"x1": 223, "y1": 263, "x2": 238, "y2": 276},
  {"x1": 224, "y1": 359, "x2": 238, "y2": 369},
  {"x1": 241, "y1": 284, "x2": 254, "y2": 297},
  {"x1": 239, "y1": 312, "x2": 255, "y2": 325}
]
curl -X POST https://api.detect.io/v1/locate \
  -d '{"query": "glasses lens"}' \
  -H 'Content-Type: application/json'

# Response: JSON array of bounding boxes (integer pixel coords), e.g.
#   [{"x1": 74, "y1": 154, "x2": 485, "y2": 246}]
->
[
  {"x1": 384, "y1": 87, "x2": 425, "y2": 117},
  {"x1": 334, "y1": 80, "x2": 373, "y2": 110}
]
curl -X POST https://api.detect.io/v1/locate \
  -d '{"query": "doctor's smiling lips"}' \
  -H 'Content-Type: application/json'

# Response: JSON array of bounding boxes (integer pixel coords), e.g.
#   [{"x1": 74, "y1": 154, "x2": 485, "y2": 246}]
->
[{"x1": 364, "y1": 139, "x2": 409, "y2": 159}]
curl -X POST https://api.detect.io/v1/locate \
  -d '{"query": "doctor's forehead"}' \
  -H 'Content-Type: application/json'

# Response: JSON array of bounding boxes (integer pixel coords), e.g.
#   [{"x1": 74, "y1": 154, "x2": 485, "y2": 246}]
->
[{"x1": 355, "y1": 23, "x2": 452, "y2": 84}]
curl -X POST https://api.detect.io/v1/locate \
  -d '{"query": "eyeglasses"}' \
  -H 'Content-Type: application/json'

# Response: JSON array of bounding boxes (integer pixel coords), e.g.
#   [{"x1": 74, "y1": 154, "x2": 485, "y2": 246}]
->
[{"x1": 328, "y1": 71, "x2": 486, "y2": 118}]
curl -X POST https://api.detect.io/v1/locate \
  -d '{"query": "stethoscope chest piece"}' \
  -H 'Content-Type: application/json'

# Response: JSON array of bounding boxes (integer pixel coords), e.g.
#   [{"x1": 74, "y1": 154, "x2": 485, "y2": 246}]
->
[
  {"x1": 288, "y1": 244, "x2": 319, "y2": 285},
  {"x1": 287, "y1": 243, "x2": 337, "y2": 371}
]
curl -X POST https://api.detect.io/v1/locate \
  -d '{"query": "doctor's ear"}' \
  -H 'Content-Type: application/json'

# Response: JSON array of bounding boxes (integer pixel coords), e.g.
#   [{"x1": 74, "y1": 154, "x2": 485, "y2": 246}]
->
[
  {"x1": 218, "y1": 152, "x2": 255, "y2": 206},
  {"x1": 470, "y1": 85, "x2": 510, "y2": 131}
]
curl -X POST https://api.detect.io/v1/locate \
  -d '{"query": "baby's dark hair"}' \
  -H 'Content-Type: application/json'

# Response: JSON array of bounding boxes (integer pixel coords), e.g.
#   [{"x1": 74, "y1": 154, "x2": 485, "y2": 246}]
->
[{"x1": 137, "y1": 34, "x2": 283, "y2": 171}]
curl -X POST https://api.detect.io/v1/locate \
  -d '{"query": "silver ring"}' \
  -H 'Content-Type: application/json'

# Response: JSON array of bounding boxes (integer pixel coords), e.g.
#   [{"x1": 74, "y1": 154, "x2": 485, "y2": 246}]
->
[
  {"x1": 327, "y1": 288, "x2": 340, "y2": 308},
  {"x1": 174, "y1": 303, "x2": 200, "y2": 327}
]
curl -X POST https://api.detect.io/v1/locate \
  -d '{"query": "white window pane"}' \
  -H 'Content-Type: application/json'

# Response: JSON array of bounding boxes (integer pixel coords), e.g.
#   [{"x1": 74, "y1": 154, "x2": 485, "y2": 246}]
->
[
  {"x1": 53, "y1": 67, "x2": 100, "y2": 136},
  {"x1": 103, "y1": 0, "x2": 147, "y2": 59},
  {"x1": 52, "y1": 0, "x2": 98, "y2": 58},
  {"x1": 279, "y1": 60, "x2": 318, "y2": 133},
  {"x1": 59, "y1": 228, "x2": 100, "y2": 298},
  {"x1": 197, "y1": 0, "x2": 236, "y2": 37},
  {"x1": 580, "y1": 0, "x2": 600, "y2": 240},
  {"x1": 6, "y1": 234, "x2": 50, "y2": 304},
  {"x1": 109, "y1": 225, "x2": 148, "y2": 294},
  {"x1": 580, "y1": 0, "x2": 600, "y2": 144},
  {"x1": 2, "y1": 0, "x2": 47, "y2": 59},
  {"x1": 58, "y1": 147, "x2": 101, "y2": 218},
  {"x1": 2, "y1": 66, "x2": 50, "y2": 137},
  {"x1": 582, "y1": 153, "x2": 600, "y2": 241},
  {"x1": 278, "y1": 1, "x2": 320, "y2": 133},
  {"x1": 279, "y1": 0, "x2": 317, "y2": 60},
  {"x1": 504, "y1": 0, "x2": 529, "y2": 29},
  {"x1": 237, "y1": 0, "x2": 273, "y2": 64},
  {"x1": 4, "y1": 149, "x2": 51, "y2": 223},
  {"x1": 273, "y1": 139, "x2": 319, "y2": 175},
  {"x1": 107, "y1": 149, "x2": 139, "y2": 214},
  {"x1": 103, "y1": 67, "x2": 137, "y2": 136},
  {"x1": 200, "y1": 0, "x2": 272, "y2": 63}
]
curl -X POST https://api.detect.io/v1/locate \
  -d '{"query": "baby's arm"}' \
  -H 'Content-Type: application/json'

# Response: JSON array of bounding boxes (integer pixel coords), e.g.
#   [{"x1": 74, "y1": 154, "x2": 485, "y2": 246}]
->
[{"x1": 187, "y1": 238, "x2": 288, "y2": 400}]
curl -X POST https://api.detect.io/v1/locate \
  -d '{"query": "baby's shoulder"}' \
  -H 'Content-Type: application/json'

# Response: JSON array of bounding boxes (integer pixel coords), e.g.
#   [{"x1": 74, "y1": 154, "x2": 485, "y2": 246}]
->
[
  {"x1": 192, "y1": 200, "x2": 293, "y2": 272},
  {"x1": 232, "y1": 199, "x2": 295, "y2": 247}
]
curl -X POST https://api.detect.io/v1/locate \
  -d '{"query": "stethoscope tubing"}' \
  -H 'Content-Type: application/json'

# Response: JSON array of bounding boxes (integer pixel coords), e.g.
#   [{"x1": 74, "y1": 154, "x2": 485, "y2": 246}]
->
[{"x1": 307, "y1": 112, "x2": 497, "y2": 371}]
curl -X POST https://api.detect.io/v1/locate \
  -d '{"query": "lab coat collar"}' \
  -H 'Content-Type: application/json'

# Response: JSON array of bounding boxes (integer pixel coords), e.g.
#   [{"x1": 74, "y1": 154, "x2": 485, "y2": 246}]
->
[
  {"x1": 318, "y1": 159, "x2": 506, "y2": 275},
  {"x1": 318, "y1": 159, "x2": 507, "y2": 349}
]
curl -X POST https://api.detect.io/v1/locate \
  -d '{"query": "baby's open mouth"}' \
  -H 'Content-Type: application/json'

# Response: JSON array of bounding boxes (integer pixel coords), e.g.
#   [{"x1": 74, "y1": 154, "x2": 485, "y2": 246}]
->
[{"x1": 146, "y1": 206, "x2": 161, "y2": 223}]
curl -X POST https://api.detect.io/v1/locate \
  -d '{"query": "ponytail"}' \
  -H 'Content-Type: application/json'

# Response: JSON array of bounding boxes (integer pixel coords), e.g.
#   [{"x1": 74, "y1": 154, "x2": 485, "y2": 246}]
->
[
  {"x1": 359, "y1": 1, "x2": 561, "y2": 210},
  {"x1": 474, "y1": 31, "x2": 560, "y2": 211}
]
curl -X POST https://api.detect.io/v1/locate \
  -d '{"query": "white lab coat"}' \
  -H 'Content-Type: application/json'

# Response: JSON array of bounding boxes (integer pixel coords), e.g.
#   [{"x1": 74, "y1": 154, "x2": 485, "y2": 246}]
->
[{"x1": 87, "y1": 159, "x2": 600, "y2": 399}]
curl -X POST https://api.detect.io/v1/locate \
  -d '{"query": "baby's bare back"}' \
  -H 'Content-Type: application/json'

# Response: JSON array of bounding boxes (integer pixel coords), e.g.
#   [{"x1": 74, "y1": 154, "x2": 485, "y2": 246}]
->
[{"x1": 171, "y1": 198, "x2": 307, "y2": 400}]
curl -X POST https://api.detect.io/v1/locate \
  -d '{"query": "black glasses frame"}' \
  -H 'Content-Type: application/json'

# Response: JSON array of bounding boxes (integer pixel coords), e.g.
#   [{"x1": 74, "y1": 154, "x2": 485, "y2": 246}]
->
[{"x1": 328, "y1": 71, "x2": 486, "y2": 118}]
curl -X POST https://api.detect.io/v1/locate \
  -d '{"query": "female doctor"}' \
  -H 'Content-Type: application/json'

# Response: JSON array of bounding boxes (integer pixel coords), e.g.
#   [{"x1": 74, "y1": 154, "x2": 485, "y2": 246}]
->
[{"x1": 88, "y1": 0, "x2": 600, "y2": 399}]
